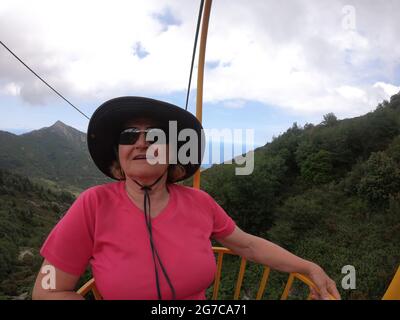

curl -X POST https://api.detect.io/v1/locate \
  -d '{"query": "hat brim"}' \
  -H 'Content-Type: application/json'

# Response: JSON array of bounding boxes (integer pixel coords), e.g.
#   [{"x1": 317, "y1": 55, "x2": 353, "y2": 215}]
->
[{"x1": 87, "y1": 96, "x2": 204, "y2": 182}]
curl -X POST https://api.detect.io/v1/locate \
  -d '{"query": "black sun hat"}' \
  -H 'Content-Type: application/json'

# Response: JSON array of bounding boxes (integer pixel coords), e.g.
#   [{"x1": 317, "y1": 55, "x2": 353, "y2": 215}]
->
[{"x1": 87, "y1": 96, "x2": 204, "y2": 182}]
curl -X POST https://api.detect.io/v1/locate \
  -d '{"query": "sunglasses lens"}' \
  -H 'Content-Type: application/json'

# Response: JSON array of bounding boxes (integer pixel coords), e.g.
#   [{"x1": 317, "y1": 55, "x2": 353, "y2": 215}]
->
[
  {"x1": 118, "y1": 127, "x2": 168, "y2": 145},
  {"x1": 119, "y1": 129, "x2": 140, "y2": 145}
]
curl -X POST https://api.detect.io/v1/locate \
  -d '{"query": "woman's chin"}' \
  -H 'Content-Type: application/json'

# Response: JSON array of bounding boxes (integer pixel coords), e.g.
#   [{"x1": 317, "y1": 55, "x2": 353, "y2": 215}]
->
[{"x1": 124, "y1": 165, "x2": 167, "y2": 181}]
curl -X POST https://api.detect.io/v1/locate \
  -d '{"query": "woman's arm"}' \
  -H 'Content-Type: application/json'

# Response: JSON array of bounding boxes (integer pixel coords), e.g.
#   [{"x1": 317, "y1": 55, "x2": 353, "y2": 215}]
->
[
  {"x1": 32, "y1": 259, "x2": 84, "y2": 300},
  {"x1": 215, "y1": 226, "x2": 341, "y2": 300}
]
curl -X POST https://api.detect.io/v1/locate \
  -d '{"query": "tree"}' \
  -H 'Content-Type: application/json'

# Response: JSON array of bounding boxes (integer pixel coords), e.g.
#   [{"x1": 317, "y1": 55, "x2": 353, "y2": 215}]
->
[
  {"x1": 322, "y1": 113, "x2": 338, "y2": 126},
  {"x1": 357, "y1": 152, "x2": 400, "y2": 208},
  {"x1": 300, "y1": 150, "x2": 334, "y2": 185}
]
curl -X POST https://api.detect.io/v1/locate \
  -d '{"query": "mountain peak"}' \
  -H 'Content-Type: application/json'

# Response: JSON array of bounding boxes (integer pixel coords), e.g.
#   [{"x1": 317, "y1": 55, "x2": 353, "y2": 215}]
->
[
  {"x1": 52, "y1": 120, "x2": 68, "y2": 128},
  {"x1": 50, "y1": 120, "x2": 74, "y2": 133},
  {"x1": 21, "y1": 121, "x2": 86, "y2": 146},
  {"x1": 48, "y1": 120, "x2": 82, "y2": 134},
  {"x1": 47, "y1": 121, "x2": 86, "y2": 143}
]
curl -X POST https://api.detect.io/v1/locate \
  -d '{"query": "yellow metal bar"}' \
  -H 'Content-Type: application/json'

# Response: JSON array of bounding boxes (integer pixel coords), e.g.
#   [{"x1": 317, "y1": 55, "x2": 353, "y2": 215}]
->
[
  {"x1": 256, "y1": 266, "x2": 271, "y2": 300},
  {"x1": 213, "y1": 246, "x2": 232, "y2": 254},
  {"x1": 382, "y1": 266, "x2": 400, "y2": 300},
  {"x1": 193, "y1": 0, "x2": 212, "y2": 190},
  {"x1": 212, "y1": 250, "x2": 224, "y2": 300},
  {"x1": 193, "y1": 170, "x2": 201, "y2": 189},
  {"x1": 233, "y1": 257, "x2": 247, "y2": 299},
  {"x1": 281, "y1": 273, "x2": 295, "y2": 300},
  {"x1": 290, "y1": 273, "x2": 336, "y2": 300},
  {"x1": 92, "y1": 283, "x2": 103, "y2": 300},
  {"x1": 77, "y1": 278, "x2": 102, "y2": 300},
  {"x1": 77, "y1": 278, "x2": 95, "y2": 297}
]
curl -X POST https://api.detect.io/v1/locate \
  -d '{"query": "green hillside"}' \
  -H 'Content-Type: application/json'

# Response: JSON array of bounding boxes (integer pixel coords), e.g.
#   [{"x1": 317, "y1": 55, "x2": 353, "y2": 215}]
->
[
  {"x1": 0, "y1": 169, "x2": 75, "y2": 299},
  {"x1": 198, "y1": 93, "x2": 400, "y2": 299}
]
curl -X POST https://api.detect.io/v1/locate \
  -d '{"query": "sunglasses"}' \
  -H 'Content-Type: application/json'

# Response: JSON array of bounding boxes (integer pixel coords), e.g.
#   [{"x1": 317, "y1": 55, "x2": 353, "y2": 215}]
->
[{"x1": 119, "y1": 127, "x2": 168, "y2": 145}]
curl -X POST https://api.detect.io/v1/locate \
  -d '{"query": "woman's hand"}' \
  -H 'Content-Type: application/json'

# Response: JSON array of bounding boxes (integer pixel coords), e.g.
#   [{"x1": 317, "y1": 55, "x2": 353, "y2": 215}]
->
[{"x1": 306, "y1": 263, "x2": 341, "y2": 300}]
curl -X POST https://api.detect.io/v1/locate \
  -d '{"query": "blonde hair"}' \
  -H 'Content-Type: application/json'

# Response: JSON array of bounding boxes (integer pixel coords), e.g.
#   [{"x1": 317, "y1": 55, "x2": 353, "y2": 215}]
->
[{"x1": 109, "y1": 159, "x2": 186, "y2": 183}]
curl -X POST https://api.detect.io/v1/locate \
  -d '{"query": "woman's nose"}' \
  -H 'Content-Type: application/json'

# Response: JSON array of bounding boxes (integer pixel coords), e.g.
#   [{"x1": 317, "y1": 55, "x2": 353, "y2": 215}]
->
[{"x1": 134, "y1": 131, "x2": 149, "y2": 147}]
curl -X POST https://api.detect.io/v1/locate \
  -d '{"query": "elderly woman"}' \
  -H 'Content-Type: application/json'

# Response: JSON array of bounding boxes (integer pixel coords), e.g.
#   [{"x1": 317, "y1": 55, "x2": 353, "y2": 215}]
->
[{"x1": 32, "y1": 96, "x2": 340, "y2": 300}]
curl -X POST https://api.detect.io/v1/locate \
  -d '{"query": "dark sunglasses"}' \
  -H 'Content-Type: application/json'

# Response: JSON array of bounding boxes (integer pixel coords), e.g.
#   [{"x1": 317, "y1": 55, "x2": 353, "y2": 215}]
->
[{"x1": 119, "y1": 127, "x2": 168, "y2": 145}]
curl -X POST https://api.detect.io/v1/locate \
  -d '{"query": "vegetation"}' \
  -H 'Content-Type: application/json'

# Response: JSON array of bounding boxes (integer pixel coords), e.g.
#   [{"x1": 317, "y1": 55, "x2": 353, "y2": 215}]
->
[
  {"x1": 0, "y1": 169, "x2": 75, "y2": 299},
  {"x1": 200, "y1": 93, "x2": 400, "y2": 299}
]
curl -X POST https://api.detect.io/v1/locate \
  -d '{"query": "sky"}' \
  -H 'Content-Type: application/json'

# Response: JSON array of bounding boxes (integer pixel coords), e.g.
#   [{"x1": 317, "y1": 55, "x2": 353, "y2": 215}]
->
[{"x1": 1, "y1": 0, "x2": 399, "y2": 160}]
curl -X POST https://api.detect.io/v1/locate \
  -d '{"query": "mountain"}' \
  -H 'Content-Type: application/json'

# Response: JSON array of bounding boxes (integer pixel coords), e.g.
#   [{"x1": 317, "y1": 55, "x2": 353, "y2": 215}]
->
[
  {"x1": 0, "y1": 121, "x2": 110, "y2": 193},
  {"x1": 22, "y1": 120, "x2": 87, "y2": 147}
]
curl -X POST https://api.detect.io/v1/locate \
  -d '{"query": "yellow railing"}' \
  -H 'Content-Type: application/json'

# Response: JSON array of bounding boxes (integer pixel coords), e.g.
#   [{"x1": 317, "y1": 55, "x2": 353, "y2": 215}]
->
[
  {"x1": 77, "y1": 246, "x2": 338, "y2": 300},
  {"x1": 382, "y1": 266, "x2": 400, "y2": 300},
  {"x1": 210, "y1": 247, "x2": 332, "y2": 300},
  {"x1": 77, "y1": 278, "x2": 102, "y2": 300}
]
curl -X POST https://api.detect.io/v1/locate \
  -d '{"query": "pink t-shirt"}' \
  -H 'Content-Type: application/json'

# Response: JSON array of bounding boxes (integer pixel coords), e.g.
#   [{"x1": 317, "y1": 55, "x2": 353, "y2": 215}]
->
[{"x1": 40, "y1": 182, "x2": 236, "y2": 300}]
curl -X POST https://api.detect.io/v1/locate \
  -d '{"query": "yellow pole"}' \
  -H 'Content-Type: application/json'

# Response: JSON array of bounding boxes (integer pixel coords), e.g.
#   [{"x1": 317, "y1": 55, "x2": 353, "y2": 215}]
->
[
  {"x1": 193, "y1": 0, "x2": 212, "y2": 189},
  {"x1": 382, "y1": 266, "x2": 400, "y2": 300}
]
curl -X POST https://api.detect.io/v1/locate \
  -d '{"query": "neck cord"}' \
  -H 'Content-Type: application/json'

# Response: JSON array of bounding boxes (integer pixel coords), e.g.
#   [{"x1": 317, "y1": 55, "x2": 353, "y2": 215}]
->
[{"x1": 132, "y1": 173, "x2": 176, "y2": 300}]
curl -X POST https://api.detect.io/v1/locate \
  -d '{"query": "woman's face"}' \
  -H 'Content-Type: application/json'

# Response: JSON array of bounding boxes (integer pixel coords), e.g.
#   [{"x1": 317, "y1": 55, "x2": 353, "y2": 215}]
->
[{"x1": 118, "y1": 118, "x2": 169, "y2": 181}]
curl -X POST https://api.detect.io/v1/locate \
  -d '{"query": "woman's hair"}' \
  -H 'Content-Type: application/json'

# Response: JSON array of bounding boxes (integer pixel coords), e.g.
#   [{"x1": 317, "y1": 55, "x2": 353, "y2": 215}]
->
[{"x1": 109, "y1": 158, "x2": 186, "y2": 183}]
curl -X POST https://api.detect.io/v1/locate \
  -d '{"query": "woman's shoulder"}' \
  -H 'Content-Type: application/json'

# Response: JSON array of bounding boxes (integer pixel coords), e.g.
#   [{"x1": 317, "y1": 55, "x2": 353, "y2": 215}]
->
[
  {"x1": 78, "y1": 181, "x2": 123, "y2": 202},
  {"x1": 170, "y1": 183, "x2": 215, "y2": 203}
]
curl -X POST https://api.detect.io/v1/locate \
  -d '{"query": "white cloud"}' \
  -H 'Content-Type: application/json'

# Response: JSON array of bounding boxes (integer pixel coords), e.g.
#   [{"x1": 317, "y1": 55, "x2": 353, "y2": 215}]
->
[
  {"x1": 0, "y1": 82, "x2": 21, "y2": 96},
  {"x1": 336, "y1": 86, "x2": 366, "y2": 100},
  {"x1": 222, "y1": 100, "x2": 246, "y2": 109},
  {"x1": 373, "y1": 82, "x2": 400, "y2": 97},
  {"x1": 0, "y1": 0, "x2": 399, "y2": 119}
]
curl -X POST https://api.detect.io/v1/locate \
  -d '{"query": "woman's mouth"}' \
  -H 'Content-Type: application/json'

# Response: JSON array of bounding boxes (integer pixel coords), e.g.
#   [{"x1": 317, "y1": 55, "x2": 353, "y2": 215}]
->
[{"x1": 133, "y1": 154, "x2": 147, "y2": 160}]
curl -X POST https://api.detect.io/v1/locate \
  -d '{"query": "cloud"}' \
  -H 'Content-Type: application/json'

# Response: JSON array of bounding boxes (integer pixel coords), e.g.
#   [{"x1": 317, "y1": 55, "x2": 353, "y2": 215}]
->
[
  {"x1": 335, "y1": 86, "x2": 366, "y2": 100},
  {"x1": 201, "y1": 0, "x2": 400, "y2": 118},
  {"x1": 0, "y1": 82, "x2": 21, "y2": 96},
  {"x1": 0, "y1": 0, "x2": 399, "y2": 119},
  {"x1": 373, "y1": 82, "x2": 400, "y2": 97},
  {"x1": 222, "y1": 100, "x2": 246, "y2": 109},
  {"x1": 0, "y1": 0, "x2": 196, "y2": 104}
]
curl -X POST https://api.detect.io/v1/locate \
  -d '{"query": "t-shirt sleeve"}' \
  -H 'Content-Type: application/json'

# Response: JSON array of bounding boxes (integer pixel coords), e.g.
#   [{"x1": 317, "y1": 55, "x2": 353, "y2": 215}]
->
[
  {"x1": 208, "y1": 194, "x2": 236, "y2": 239},
  {"x1": 40, "y1": 190, "x2": 95, "y2": 276}
]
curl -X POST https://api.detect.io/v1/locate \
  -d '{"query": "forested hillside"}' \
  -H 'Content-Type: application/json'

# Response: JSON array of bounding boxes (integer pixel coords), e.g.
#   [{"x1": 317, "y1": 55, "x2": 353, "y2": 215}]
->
[
  {"x1": 0, "y1": 170, "x2": 75, "y2": 299},
  {"x1": 198, "y1": 93, "x2": 400, "y2": 299}
]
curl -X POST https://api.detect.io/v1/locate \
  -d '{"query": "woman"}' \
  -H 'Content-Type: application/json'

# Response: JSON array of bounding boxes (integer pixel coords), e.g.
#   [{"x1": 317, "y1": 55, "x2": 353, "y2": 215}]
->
[{"x1": 32, "y1": 96, "x2": 340, "y2": 300}]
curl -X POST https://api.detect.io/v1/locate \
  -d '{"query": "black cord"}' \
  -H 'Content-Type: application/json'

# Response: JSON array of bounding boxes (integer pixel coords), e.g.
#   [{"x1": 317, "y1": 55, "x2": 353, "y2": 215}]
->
[
  {"x1": 0, "y1": 40, "x2": 90, "y2": 120},
  {"x1": 142, "y1": 187, "x2": 162, "y2": 299},
  {"x1": 133, "y1": 174, "x2": 176, "y2": 300},
  {"x1": 185, "y1": 0, "x2": 205, "y2": 111}
]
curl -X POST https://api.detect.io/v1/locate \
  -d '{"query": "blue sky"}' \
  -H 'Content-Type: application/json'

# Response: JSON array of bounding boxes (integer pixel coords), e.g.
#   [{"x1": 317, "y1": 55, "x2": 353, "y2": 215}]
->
[{"x1": 1, "y1": 0, "x2": 399, "y2": 162}]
